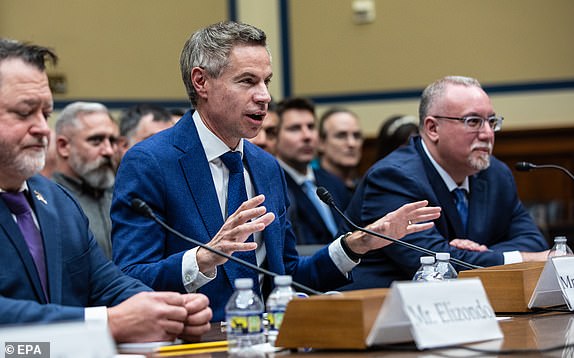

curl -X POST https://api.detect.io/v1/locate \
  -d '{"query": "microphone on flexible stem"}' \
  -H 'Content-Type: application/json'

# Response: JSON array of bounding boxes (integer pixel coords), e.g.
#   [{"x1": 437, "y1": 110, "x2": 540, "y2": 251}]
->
[
  {"x1": 131, "y1": 198, "x2": 323, "y2": 296},
  {"x1": 315, "y1": 187, "x2": 483, "y2": 270},
  {"x1": 515, "y1": 161, "x2": 574, "y2": 181}
]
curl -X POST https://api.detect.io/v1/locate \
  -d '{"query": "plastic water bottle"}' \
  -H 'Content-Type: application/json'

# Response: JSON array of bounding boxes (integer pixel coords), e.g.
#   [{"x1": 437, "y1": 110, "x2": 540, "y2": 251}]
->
[
  {"x1": 412, "y1": 256, "x2": 443, "y2": 281},
  {"x1": 548, "y1": 236, "x2": 573, "y2": 258},
  {"x1": 225, "y1": 278, "x2": 265, "y2": 354},
  {"x1": 434, "y1": 252, "x2": 458, "y2": 279},
  {"x1": 266, "y1": 275, "x2": 296, "y2": 346}
]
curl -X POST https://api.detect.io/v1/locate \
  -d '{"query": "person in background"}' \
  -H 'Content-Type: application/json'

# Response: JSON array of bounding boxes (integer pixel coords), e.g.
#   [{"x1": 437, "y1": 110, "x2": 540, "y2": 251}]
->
[
  {"x1": 39, "y1": 129, "x2": 57, "y2": 178},
  {"x1": 115, "y1": 103, "x2": 175, "y2": 169},
  {"x1": 317, "y1": 107, "x2": 363, "y2": 192},
  {"x1": 111, "y1": 21, "x2": 441, "y2": 321},
  {"x1": 169, "y1": 107, "x2": 186, "y2": 123},
  {"x1": 248, "y1": 99, "x2": 278, "y2": 155},
  {"x1": 275, "y1": 97, "x2": 351, "y2": 245},
  {"x1": 0, "y1": 38, "x2": 211, "y2": 343},
  {"x1": 376, "y1": 114, "x2": 419, "y2": 160},
  {"x1": 52, "y1": 102, "x2": 118, "y2": 259},
  {"x1": 342, "y1": 75, "x2": 548, "y2": 290}
]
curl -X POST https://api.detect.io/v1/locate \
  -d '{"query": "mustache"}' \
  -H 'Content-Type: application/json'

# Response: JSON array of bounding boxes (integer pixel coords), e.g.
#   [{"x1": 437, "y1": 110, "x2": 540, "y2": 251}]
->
[
  {"x1": 471, "y1": 141, "x2": 492, "y2": 152},
  {"x1": 24, "y1": 137, "x2": 49, "y2": 147}
]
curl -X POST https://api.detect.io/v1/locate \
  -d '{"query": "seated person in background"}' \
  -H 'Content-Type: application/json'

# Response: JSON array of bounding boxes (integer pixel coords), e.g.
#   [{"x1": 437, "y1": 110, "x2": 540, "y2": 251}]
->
[
  {"x1": 111, "y1": 21, "x2": 441, "y2": 322},
  {"x1": 115, "y1": 103, "x2": 175, "y2": 169},
  {"x1": 275, "y1": 97, "x2": 351, "y2": 245},
  {"x1": 248, "y1": 99, "x2": 279, "y2": 155},
  {"x1": 376, "y1": 114, "x2": 419, "y2": 160},
  {"x1": 317, "y1": 107, "x2": 364, "y2": 193},
  {"x1": 52, "y1": 102, "x2": 118, "y2": 259},
  {"x1": 342, "y1": 75, "x2": 549, "y2": 290},
  {"x1": 0, "y1": 38, "x2": 211, "y2": 343}
]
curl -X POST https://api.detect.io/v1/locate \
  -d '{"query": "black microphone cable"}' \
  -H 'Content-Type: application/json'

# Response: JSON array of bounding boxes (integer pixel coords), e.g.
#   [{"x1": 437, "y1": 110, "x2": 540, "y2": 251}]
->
[
  {"x1": 131, "y1": 198, "x2": 323, "y2": 296},
  {"x1": 315, "y1": 187, "x2": 483, "y2": 270}
]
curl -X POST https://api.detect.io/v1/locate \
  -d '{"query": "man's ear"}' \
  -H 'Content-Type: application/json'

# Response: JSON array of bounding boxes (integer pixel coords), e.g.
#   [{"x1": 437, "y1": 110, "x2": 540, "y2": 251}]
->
[
  {"x1": 55, "y1": 135, "x2": 71, "y2": 159},
  {"x1": 424, "y1": 116, "x2": 440, "y2": 143},
  {"x1": 191, "y1": 67, "x2": 208, "y2": 100}
]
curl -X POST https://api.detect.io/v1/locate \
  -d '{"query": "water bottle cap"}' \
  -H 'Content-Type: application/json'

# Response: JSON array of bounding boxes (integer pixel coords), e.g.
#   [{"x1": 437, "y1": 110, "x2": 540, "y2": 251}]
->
[
  {"x1": 420, "y1": 256, "x2": 435, "y2": 264},
  {"x1": 274, "y1": 275, "x2": 292, "y2": 286},
  {"x1": 234, "y1": 278, "x2": 254, "y2": 289},
  {"x1": 554, "y1": 236, "x2": 567, "y2": 243},
  {"x1": 436, "y1": 252, "x2": 450, "y2": 260}
]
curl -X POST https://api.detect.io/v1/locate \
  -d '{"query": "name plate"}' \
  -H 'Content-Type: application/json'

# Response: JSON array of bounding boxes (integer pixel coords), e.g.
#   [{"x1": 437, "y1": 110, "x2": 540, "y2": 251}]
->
[
  {"x1": 366, "y1": 278, "x2": 502, "y2": 350},
  {"x1": 529, "y1": 256, "x2": 574, "y2": 310}
]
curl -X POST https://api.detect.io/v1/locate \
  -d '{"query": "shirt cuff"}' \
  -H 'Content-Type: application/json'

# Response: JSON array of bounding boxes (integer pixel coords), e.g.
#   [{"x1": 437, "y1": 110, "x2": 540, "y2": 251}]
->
[
  {"x1": 503, "y1": 250, "x2": 523, "y2": 264},
  {"x1": 85, "y1": 306, "x2": 108, "y2": 325},
  {"x1": 182, "y1": 247, "x2": 216, "y2": 292},
  {"x1": 328, "y1": 236, "x2": 359, "y2": 276}
]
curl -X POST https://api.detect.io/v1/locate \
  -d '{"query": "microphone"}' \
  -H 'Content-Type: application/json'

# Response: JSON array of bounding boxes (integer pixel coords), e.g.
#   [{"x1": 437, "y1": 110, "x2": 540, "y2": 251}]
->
[
  {"x1": 316, "y1": 187, "x2": 482, "y2": 270},
  {"x1": 130, "y1": 198, "x2": 323, "y2": 296},
  {"x1": 515, "y1": 161, "x2": 574, "y2": 181}
]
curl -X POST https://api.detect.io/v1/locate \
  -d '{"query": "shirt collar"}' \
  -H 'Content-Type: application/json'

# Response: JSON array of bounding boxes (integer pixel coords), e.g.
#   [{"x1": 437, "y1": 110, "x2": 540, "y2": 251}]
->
[
  {"x1": 277, "y1": 159, "x2": 316, "y2": 186},
  {"x1": 421, "y1": 139, "x2": 469, "y2": 193},
  {"x1": 193, "y1": 110, "x2": 244, "y2": 162}
]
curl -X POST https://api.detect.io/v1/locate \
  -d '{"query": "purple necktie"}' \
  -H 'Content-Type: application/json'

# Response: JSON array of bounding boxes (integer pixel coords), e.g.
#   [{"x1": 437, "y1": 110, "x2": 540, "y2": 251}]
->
[{"x1": 1, "y1": 191, "x2": 49, "y2": 299}]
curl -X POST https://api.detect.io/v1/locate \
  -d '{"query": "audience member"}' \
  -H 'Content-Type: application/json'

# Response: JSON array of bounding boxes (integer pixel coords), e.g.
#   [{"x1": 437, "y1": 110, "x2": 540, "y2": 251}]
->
[
  {"x1": 52, "y1": 102, "x2": 117, "y2": 259},
  {"x1": 111, "y1": 21, "x2": 441, "y2": 321},
  {"x1": 376, "y1": 114, "x2": 419, "y2": 160},
  {"x1": 39, "y1": 129, "x2": 57, "y2": 177},
  {"x1": 116, "y1": 103, "x2": 175, "y2": 168},
  {"x1": 0, "y1": 38, "x2": 211, "y2": 343},
  {"x1": 342, "y1": 75, "x2": 548, "y2": 290},
  {"x1": 275, "y1": 97, "x2": 351, "y2": 245},
  {"x1": 169, "y1": 107, "x2": 186, "y2": 123},
  {"x1": 318, "y1": 107, "x2": 363, "y2": 192},
  {"x1": 247, "y1": 99, "x2": 278, "y2": 155}
]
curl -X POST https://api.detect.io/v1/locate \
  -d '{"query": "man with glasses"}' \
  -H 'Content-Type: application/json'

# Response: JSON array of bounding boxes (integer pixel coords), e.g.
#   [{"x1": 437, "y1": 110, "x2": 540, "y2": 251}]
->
[{"x1": 341, "y1": 76, "x2": 549, "y2": 290}]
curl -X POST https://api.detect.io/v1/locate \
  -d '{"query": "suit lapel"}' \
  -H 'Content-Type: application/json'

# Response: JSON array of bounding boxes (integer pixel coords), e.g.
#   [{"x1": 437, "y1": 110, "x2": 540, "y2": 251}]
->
[
  {"x1": 28, "y1": 178, "x2": 61, "y2": 303},
  {"x1": 174, "y1": 116, "x2": 225, "y2": 242},
  {"x1": 0, "y1": 184, "x2": 47, "y2": 303}
]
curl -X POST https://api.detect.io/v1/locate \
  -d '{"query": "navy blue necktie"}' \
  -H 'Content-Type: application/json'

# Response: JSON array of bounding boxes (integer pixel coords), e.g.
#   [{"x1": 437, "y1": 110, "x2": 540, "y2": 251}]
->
[
  {"x1": 452, "y1": 188, "x2": 468, "y2": 233},
  {"x1": 1, "y1": 191, "x2": 49, "y2": 300},
  {"x1": 220, "y1": 151, "x2": 260, "y2": 294}
]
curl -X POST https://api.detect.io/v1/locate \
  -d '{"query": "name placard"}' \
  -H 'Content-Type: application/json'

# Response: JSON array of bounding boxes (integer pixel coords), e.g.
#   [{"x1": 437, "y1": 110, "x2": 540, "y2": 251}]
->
[
  {"x1": 366, "y1": 278, "x2": 502, "y2": 349},
  {"x1": 529, "y1": 256, "x2": 574, "y2": 310}
]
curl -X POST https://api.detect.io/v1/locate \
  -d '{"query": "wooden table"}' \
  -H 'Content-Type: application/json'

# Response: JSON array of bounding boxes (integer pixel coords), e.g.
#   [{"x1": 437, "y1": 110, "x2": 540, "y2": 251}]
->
[{"x1": 142, "y1": 311, "x2": 574, "y2": 357}]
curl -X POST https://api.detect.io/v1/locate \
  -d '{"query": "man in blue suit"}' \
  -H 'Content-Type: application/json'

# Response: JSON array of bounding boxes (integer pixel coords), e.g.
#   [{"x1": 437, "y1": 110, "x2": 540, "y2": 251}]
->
[
  {"x1": 342, "y1": 76, "x2": 549, "y2": 290},
  {"x1": 274, "y1": 97, "x2": 351, "y2": 245},
  {"x1": 111, "y1": 21, "x2": 441, "y2": 322},
  {"x1": 0, "y1": 39, "x2": 211, "y2": 343}
]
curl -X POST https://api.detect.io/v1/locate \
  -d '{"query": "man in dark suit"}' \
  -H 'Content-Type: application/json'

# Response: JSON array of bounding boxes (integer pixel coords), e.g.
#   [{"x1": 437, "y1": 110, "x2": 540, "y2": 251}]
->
[
  {"x1": 274, "y1": 97, "x2": 351, "y2": 245},
  {"x1": 0, "y1": 39, "x2": 211, "y2": 343},
  {"x1": 342, "y1": 75, "x2": 549, "y2": 290},
  {"x1": 111, "y1": 21, "x2": 441, "y2": 322}
]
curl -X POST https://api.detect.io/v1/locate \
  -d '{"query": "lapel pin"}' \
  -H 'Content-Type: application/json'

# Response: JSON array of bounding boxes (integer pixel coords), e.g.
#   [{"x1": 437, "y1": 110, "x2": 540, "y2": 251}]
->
[{"x1": 34, "y1": 190, "x2": 48, "y2": 205}]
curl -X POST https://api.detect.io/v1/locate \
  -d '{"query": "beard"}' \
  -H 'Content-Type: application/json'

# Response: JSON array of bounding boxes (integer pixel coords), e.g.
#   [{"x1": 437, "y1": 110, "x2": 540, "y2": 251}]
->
[
  {"x1": 468, "y1": 141, "x2": 492, "y2": 171},
  {"x1": 0, "y1": 137, "x2": 47, "y2": 180},
  {"x1": 69, "y1": 152, "x2": 115, "y2": 190}
]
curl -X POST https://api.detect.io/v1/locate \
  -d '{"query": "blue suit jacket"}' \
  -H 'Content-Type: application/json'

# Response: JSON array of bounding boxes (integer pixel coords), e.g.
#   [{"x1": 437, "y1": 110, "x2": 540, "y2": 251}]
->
[
  {"x1": 283, "y1": 167, "x2": 351, "y2": 245},
  {"x1": 0, "y1": 175, "x2": 149, "y2": 325},
  {"x1": 111, "y1": 111, "x2": 349, "y2": 321},
  {"x1": 341, "y1": 136, "x2": 548, "y2": 289}
]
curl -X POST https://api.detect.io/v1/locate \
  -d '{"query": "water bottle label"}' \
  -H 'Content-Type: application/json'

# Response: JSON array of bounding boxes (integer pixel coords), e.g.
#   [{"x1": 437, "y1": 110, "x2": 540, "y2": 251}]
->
[
  {"x1": 268, "y1": 311, "x2": 285, "y2": 331},
  {"x1": 228, "y1": 314, "x2": 263, "y2": 334}
]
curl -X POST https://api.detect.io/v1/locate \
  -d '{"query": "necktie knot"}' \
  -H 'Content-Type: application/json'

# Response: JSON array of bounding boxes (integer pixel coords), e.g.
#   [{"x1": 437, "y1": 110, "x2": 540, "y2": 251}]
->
[
  {"x1": 1, "y1": 191, "x2": 32, "y2": 215},
  {"x1": 220, "y1": 151, "x2": 244, "y2": 174}
]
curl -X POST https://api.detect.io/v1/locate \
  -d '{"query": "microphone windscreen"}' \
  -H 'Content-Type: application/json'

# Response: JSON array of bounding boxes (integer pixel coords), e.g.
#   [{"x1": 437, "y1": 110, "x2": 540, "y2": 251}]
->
[
  {"x1": 316, "y1": 186, "x2": 335, "y2": 206},
  {"x1": 131, "y1": 198, "x2": 152, "y2": 217},
  {"x1": 515, "y1": 161, "x2": 534, "y2": 171}
]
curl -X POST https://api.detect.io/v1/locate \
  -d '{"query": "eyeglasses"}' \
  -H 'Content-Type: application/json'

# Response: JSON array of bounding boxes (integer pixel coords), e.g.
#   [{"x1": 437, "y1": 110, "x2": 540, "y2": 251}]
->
[{"x1": 432, "y1": 115, "x2": 504, "y2": 132}]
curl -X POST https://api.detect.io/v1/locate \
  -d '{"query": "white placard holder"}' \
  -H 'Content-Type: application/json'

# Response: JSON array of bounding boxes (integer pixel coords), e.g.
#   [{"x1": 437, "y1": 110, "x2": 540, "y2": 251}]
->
[
  {"x1": 366, "y1": 278, "x2": 503, "y2": 350},
  {"x1": 529, "y1": 256, "x2": 574, "y2": 310},
  {"x1": 0, "y1": 321, "x2": 115, "y2": 358}
]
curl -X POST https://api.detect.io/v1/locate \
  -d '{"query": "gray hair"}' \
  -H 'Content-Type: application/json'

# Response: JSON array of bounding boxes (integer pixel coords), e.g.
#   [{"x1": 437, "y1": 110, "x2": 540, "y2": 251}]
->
[
  {"x1": 55, "y1": 102, "x2": 111, "y2": 135},
  {"x1": 180, "y1": 21, "x2": 268, "y2": 106},
  {"x1": 418, "y1": 76, "x2": 482, "y2": 126}
]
